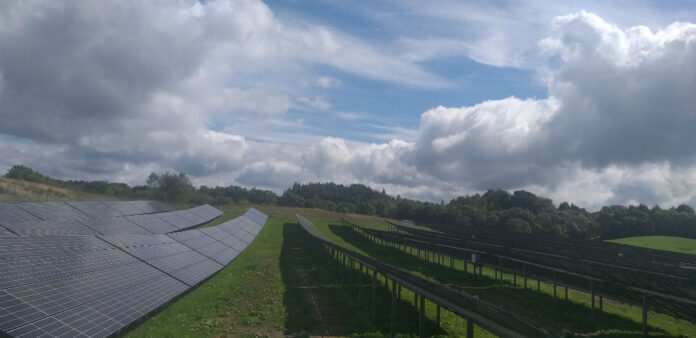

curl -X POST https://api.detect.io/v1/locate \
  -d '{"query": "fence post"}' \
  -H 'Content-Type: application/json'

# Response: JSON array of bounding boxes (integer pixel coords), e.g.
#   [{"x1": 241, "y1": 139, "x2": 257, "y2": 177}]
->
[{"x1": 466, "y1": 317, "x2": 474, "y2": 337}]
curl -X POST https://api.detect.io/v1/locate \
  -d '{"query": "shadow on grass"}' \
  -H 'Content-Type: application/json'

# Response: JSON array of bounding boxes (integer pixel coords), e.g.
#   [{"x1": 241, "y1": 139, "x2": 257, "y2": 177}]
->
[
  {"x1": 329, "y1": 224, "x2": 674, "y2": 337},
  {"x1": 280, "y1": 222, "x2": 445, "y2": 337}
]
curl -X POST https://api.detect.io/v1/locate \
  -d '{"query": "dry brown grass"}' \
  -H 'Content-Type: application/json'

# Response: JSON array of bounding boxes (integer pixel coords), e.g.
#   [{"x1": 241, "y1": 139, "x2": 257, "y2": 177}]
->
[{"x1": 0, "y1": 177, "x2": 113, "y2": 203}]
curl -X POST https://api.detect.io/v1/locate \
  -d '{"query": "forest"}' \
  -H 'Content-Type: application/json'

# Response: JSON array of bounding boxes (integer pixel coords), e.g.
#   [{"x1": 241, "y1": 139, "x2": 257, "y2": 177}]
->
[{"x1": 5, "y1": 165, "x2": 696, "y2": 240}]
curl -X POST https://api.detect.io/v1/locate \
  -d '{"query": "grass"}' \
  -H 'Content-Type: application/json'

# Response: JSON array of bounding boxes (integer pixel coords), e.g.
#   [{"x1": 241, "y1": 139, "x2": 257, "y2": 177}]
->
[
  {"x1": 607, "y1": 236, "x2": 696, "y2": 255},
  {"x1": 0, "y1": 177, "x2": 111, "y2": 203}
]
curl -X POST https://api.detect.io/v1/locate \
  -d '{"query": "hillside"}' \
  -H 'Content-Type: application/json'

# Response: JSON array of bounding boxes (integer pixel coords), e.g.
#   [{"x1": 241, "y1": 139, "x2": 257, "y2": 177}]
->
[{"x1": 0, "y1": 176, "x2": 113, "y2": 203}]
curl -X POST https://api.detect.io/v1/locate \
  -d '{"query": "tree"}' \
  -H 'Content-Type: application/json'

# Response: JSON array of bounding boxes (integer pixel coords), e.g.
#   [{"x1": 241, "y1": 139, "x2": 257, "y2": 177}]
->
[{"x1": 149, "y1": 171, "x2": 194, "y2": 202}]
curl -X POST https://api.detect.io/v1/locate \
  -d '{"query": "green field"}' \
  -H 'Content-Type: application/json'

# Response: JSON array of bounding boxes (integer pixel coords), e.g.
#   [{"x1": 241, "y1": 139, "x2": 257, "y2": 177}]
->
[{"x1": 608, "y1": 236, "x2": 696, "y2": 255}]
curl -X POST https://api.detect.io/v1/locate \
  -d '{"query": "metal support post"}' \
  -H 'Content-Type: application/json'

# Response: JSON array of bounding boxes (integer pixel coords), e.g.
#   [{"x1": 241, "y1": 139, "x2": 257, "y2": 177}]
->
[
  {"x1": 371, "y1": 269, "x2": 376, "y2": 321},
  {"x1": 419, "y1": 295, "x2": 425, "y2": 338},
  {"x1": 391, "y1": 280, "x2": 397, "y2": 338}
]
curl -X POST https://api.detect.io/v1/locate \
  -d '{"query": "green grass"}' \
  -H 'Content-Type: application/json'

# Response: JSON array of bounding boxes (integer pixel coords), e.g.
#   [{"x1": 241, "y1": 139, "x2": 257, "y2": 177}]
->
[{"x1": 607, "y1": 236, "x2": 696, "y2": 255}]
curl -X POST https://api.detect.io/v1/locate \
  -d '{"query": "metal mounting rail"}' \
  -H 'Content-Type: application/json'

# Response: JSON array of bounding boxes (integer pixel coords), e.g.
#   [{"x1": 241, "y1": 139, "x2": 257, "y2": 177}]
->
[
  {"x1": 347, "y1": 218, "x2": 696, "y2": 334},
  {"x1": 296, "y1": 214, "x2": 560, "y2": 338}
]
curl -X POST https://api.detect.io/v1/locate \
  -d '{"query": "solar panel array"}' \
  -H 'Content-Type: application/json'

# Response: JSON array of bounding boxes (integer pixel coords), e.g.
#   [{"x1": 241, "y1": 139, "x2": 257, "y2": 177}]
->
[
  {"x1": 0, "y1": 202, "x2": 222, "y2": 237},
  {"x1": 0, "y1": 206, "x2": 267, "y2": 338}
]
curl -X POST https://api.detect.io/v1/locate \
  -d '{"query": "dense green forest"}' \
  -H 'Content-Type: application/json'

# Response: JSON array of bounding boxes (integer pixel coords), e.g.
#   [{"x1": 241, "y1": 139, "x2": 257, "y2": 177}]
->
[{"x1": 5, "y1": 165, "x2": 696, "y2": 240}]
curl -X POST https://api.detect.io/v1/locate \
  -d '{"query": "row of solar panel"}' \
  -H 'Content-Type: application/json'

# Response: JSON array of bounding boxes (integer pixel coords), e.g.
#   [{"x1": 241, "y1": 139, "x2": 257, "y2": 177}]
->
[
  {"x1": 0, "y1": 204, "x2": 222, "y2": 237},
  {"x1": 0, "y1": 208, "x2": 267, "y2": 338}
]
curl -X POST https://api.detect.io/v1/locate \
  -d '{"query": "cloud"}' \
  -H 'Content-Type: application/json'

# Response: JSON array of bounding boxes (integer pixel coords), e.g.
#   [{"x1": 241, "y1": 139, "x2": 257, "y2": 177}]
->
[
  {"x1": 2, "y1": 3, "x2": 696, "y2": 211},
  {"x1": 298, "y1": 96, "x2": 331, "y2": 110},
  {"x1": 317, "y1": 76, "x2": 341, "y2": 88}
]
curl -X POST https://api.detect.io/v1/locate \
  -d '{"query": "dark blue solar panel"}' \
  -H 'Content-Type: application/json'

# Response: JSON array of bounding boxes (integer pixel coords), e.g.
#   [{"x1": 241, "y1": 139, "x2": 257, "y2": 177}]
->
[
  {"x1": 144, "y1": 251, "x2": 222, "y2": 286},
  {"x1": 7, "y1": 273, "x2": 185, "y2": 338},
  {"x1": 0, "y1": 227, "x2": 15, "y2": 236},
  {"x1": 0, "y1": 206, "x2": 267, "y2": 337},
  {"x1": 0, "y1": 262, "x2": 163, "y2": 332},
  {"x1": 5, "y1": 219, "x2": 98, "y2": 236},
  {"x1": 66, "y1": 201, "x2": 121, "y2": 219},
  {"x1": 126, "y1": 214, "x2": 177, "y2": 234},
  {"x1": 0, "y1": 203, "x2": 41, "y2": 225},
  {"x1": 80, "y1": 217, "x2": 151, "y2": 235},
  {"x1": 0, "y1": 261, "x2": 37, "y2": 289},
  {"x1": 4, "y1": 249, "x2": 138, "y2": 282},
  {"x1": 0, "y1": 236, "x2": 113, "y2": 259},
  {"x1": 98, "y1": 234, "x2": 177, "y2": 248},
  {"x1": 210, "y1": 247, "x2": 240, "y2": 265},
  {"x1": 16, "y1": 202, "x2": 90, "y2": 222},
  {"x1": 99, "y1": 201, "x2": 147, "y2": 216},
  {"x1": 156, "y1": 212, "x2": 194, "y2": 230},
  {"x1": 144, "y1": 200, "x2": 174, "y2": 213}
]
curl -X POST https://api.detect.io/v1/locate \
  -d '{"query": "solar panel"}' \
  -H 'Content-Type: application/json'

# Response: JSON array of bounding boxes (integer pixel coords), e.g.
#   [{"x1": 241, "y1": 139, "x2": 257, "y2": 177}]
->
[
  {"x1": 242, "y1": 208, "x2": 267, "y2": 227},
  {"x1": 209, "y1": 247, "x2": 240, "y2": 265},
  {"x1": 144, "y1": 200, "x2": 174, "y2": 213},
  {"x1": 4, "y1": 249, "x2": 138, "y2": 282},
  {"x1": 5, "y1": 219, "x2": 98, "y2": 236},
  {"x1": 0, "y1": 236, "x2": 113, "y2": 259},
  {"x1": 66, "y1": 201, "x2": 121, "y2": 219},
  {"x1": 80, "y1": 217, "x2": 151, "y2": 235},
  {"x1": 98, "y1": 234, "x2": 177, "y2": 249},
  {"x1": 126, "y1": 214, "x2": 178, "y2": 234},
  {"x1": 0, "y1": 206, "x2": 267, "y2": 337},
  {"x1": 99, "y1": 201, "x2": 147, "y2": 216},
  {"x1": 168, "y1": 230, "x2": 231, "y2": 262},
  {"x1": 0, "y1": 261, "x2": 37, "y2": 289},
  {"x1": 144, "y1": 251, "x2": 222, "y2": 286},
  {"x1": 170, "y1": 258, "x2": 223, "y2": 286},
  {"x1": 0, "y1": 203, "x2": 41, "y2": 225},
  {"x1": 0, "y1": 227, "x2": 15, "y2": 236},
  {"x1": 0, "y1": 262, "x2": 163, "y2": 333},
  {"x1": 6, "y1": 272, "x2": 185, "y2": 338},
  {"x1": 16, "y1": 202, "x2": 90, "y2": 221},
  {"x1": 173, "y1": 209, "x2": 204, "y2": 226},
  {"x1": 156, "y1": 212, "x2": 194, "y2": 230}
]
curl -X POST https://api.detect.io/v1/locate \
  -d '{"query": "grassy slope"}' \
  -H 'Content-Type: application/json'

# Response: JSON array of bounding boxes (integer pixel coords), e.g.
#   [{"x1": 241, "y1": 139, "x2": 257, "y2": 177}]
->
[
  {"x1": 0, "y1": 177, "x2": 112, "y2": 203},
  {"x1": 608, "y1": 236, "x2": 696, "y2": 255}
]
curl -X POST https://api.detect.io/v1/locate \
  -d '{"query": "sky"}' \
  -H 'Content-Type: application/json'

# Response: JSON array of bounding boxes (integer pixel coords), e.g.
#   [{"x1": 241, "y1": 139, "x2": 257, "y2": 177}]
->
[{"x1": 1, "y1": 0, "x2": 696, "y2": 210}]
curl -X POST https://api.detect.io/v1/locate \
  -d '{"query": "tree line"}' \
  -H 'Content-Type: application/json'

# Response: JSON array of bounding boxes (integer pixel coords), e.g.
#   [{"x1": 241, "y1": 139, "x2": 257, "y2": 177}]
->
[{"x1": 4, "y1": 165, "x2": 695, "y2": 240}]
